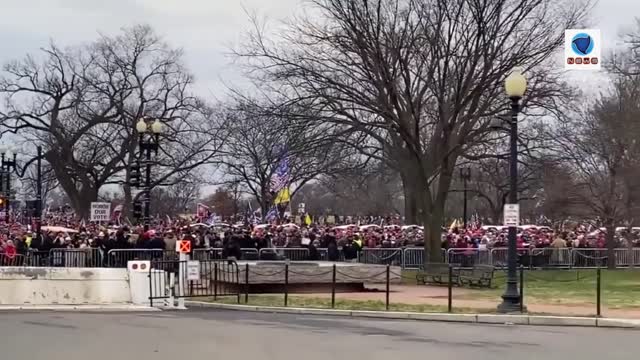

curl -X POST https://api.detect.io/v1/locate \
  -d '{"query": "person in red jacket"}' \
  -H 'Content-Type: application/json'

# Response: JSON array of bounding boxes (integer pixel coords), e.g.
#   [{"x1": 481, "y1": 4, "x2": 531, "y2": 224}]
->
[{"x1": 1, "y1": 239, "x2": 17, "y2": 265}]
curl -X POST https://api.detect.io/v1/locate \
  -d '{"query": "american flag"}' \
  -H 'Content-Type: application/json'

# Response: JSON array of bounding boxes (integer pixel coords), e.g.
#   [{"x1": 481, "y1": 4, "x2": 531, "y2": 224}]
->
[
  {"x1": 470, "y1": 212, "x2": 481, "y2": 230},
  {"x1": 265, "y1": 206, "x2": 278, "y2": 222},
  {"x1": 270, "y1": 155, "x2": 290, "y2": 192}
]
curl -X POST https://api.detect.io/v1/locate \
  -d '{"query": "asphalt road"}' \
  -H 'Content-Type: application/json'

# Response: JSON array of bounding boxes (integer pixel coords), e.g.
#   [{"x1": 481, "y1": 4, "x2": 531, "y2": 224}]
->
[{"x1": 0, "y1": 309, "x2": 636, "y2": 360}]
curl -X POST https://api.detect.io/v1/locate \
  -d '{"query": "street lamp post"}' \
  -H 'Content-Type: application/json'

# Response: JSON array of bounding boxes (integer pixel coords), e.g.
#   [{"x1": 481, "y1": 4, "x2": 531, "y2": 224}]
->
[
  {"x1": 135, "y1": 118, "x2": 163, "y2": 229},
  {"x1": 1, "y1": 149, "x2": 17, "y2": 223},
  {"x1": 35, "y1": 146, "x2": 43, "y2": 244},
  {"x1": 460, "y1": 168, "x2": 471, "y2": 229},
  {"x1": 497, "y1": 68, "x2": 527, "y2": 313}
]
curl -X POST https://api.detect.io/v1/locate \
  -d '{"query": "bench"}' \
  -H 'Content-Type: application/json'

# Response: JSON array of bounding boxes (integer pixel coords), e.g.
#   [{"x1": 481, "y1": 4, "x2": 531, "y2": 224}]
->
[
  {"x1": 459, "y1": 265, "x2": 495, "y2": 288},
  {"x1": 416, "y1": 263, "x2": 460, "y2": 285}
]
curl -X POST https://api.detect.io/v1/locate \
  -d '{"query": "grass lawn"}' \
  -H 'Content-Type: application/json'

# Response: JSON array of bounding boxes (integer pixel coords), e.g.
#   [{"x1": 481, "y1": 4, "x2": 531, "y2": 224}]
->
[
  {"x1": 197, "y1": 269, "x2": 640, "y2": 314},
  {"x1": 455, "y1": 269, "x2": 640, "y2": 309},
  {"x1": 203, "y1": 295, "x2": 493, "y2": 314}
]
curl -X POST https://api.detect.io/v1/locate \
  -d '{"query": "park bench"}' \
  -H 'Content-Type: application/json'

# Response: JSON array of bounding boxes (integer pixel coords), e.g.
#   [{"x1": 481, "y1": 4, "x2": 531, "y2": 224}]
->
[
  {"x1": 458, "y1": 265, "x2": 495, "y2": 288},
  {"x1": 416, "y1": 263, "x2": 460, "y2": 286}
]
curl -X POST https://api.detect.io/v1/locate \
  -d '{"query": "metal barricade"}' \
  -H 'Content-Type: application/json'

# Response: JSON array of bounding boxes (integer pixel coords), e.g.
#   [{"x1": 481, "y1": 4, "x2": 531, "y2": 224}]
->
[
  {"x1": 403, "y1": 247, "x2": 424, "y2": 269},
  {"x1": 259, "y1": 248, "x2": 309, "y2": 261},
  {"x1": 527, "y1": 248, "x2": 572, "y2": 268},
  {"x1": 49, "y1": 248, "x2": 103, "y2": 268},
  {"x1": 571, "y1": 248, "x2": 608, "y2": 268},
  {"x1": 26, "y1": 250, "x2": 51, "y2": 266},
  {"x1": 402, "y1": 248, "x2": 447, "y2": 269},
  {"x1": 240, "y1": 248, "x2": 259, "y2": 260},
  {"x1": 192, "y1": 248, "x2": 225, "y2": 261},
  {"x1": 358, "y1": 248, "x2": 403, "y2": 266},
  {"x1": 316, "y1": 248, "x2": 345, "y2": 262},
  {"x1": 614, "y1": 248, "x2": 640, "y2": 267},
  {"x1": 191, "y1": 247, "x2": 259, "y2": 261},
  {"x1": 106, "y1": 249, "x2": 169, "y2": 268},
  {"x1": 490, "y1": 247, "x2": 529, "y2": 268},
  {"x1": 148, "y1": 259, "x2": 240, "y2": 306},
  {"x1": 0, "y1": 254, "x2": 27, "y2": 266},
  {"x1": 447, "y1": 248, "x2": 491, "y2": 267}
]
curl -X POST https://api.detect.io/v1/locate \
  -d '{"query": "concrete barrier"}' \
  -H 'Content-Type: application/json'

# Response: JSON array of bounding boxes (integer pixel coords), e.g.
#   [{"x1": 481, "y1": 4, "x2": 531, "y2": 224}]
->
[{"x1": 0, "y1": 267, "x2": 131, "y2": 305}]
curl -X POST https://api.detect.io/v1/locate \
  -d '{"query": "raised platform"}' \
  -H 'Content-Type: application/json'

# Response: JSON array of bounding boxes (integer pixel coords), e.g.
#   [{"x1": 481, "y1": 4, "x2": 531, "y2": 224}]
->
[{"x1": 225, "y1": 261, "x2": 402, "y2": 293}]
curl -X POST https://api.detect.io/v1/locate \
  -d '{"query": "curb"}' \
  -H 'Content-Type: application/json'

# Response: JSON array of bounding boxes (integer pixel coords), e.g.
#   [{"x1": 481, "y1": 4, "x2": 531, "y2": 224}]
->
[
  {"x1": 185, "y1": 301, "x2": 640, "y2": 329},
  {"x1": 0, "y1": 304, "x2": 160, "y2": 312}
]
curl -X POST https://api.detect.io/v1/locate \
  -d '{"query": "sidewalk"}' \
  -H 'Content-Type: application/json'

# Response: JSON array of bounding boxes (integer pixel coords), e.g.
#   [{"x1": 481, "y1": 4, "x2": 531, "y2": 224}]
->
[
  {"x1": 188, "y1": 301, "x2": 640, "y2": 329},
  {"x1": 295, "y1": 285, "x2": 640, "y2": 318}
]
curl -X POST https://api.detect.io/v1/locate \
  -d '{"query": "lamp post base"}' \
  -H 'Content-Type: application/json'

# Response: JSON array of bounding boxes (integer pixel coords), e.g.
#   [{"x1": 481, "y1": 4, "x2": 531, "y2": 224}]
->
[
  {"x1": 497, "y1": 292, "x2": 527, "y2": 314},
  {"x1": 497, "y1": 299, "x2": 525, "y2": 314}
]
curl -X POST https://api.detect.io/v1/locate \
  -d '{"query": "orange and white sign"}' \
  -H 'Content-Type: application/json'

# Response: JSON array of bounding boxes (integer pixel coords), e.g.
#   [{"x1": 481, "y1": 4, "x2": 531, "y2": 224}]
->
[{"x1": 176, "y1": 240, "x2": 191, "y2": 253}]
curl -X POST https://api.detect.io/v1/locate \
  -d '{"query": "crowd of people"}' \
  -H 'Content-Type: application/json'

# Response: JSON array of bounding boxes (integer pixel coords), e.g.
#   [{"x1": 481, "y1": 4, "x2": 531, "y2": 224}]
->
[{"x1": 2, "y1": 215, "x2": 640, "y2": 265}]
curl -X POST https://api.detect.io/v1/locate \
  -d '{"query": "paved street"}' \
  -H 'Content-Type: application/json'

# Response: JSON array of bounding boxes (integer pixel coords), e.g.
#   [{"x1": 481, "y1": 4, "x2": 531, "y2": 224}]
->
[{"x1": 0, "y1": 309, "x2": 636, "y2": 360}]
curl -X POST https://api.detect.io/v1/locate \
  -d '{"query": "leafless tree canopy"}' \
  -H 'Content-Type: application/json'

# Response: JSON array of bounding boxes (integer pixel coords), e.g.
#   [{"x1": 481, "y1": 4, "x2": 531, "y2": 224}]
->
[
  {"x1": 235, "y1": 0, "x2": 589, "y2": 260},
  {"x1": 0, "y1": 25, "x2": 222, "y2": 217},
  {"x1": 217, "y1": 96, "x2": 358, "y2": 214}
]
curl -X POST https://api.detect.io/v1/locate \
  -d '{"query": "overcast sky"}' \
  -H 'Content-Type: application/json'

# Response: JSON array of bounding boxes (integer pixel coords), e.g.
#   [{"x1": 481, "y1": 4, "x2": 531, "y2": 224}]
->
[
  {"x1": 0, "y1": 0, "x2": 302, "y2": 99},
  {"x1": 0, "y1": 0, "x2": 636, "y2": 199},
  {"x1": 0, "y1": 0, "x2": 637, "y2": 100}
]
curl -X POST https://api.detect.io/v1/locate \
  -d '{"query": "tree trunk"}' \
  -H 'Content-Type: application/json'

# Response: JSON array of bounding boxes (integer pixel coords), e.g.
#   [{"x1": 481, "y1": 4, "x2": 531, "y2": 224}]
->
[
  {"x1": 413, "y1": 180, "x2": 444, "y2": 266},
  {"x1": 46, "y1": 153, "x2": 99, "y2": 219},
  {"x1": 491, "y1": 206, "x2": 502, "y2": 226},
  {"x1": 605, "y1": 223, "x2": 616, "y2": 269},
  {"x1": 400, "y1": 171, "x2": 419, "y2": 224},
  {"x1": 424, "y1": 203, "x2": 445, "y2": 264},
  {"x1": 67, "y1": 186, "x2": 99, "y2": 220}
]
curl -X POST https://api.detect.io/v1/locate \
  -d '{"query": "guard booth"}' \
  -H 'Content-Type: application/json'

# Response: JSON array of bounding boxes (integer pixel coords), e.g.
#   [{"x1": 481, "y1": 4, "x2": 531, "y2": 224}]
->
[{"x1": 146, "y1": 240, "x2": 240, "y2": 308}]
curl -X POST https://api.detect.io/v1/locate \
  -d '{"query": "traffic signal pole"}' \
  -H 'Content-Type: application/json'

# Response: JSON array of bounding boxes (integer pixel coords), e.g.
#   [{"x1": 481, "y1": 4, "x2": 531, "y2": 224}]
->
[{"x1": 144, "y1": 146, "x2": 152, "y2": 230}]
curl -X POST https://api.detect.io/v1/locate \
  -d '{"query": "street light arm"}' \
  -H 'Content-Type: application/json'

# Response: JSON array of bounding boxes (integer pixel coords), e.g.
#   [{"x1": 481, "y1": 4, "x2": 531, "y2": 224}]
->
[{"x1": 15, "y1": 154, "x2": 44, "y2": 178}]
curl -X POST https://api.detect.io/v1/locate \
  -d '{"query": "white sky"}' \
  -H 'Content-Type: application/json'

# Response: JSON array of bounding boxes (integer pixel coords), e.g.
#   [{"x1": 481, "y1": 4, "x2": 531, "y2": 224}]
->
[
  {"x1": 0, "y1": 0, "x2": 637, "y2": 197},
  {"x1": 0, "y1": 0, "x2": 636, "y2": 103},
  {"x1": 0, "y1": 0, "x2": 303, "y2": 99}
]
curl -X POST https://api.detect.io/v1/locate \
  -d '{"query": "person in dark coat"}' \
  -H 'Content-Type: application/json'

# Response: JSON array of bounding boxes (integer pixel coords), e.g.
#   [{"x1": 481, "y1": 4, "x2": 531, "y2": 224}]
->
[
  {"x1": 222, "y1": 235, "x2": 242, "y2": 260},
  {"x1": 325, "y1": 232, "x2": 339, "y2": 262}
]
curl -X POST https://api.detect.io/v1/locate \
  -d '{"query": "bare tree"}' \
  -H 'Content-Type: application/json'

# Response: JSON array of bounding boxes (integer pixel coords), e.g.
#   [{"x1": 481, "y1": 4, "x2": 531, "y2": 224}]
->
[
  {"x1": 313, "y1": 162, "x2": 404, "y2": 217},
  {"x1": 202, "y1": 186, "x2": 242, "y2": 220},
  {"x1": 149, "y1": 174, "x2": 201, "y2": 217},
  {"x1": 19, "y1": 161, "x2": 58, "y2": 206},
  {"x1": 217, "y1": 97, "x2": 356, "y2": 214},
  {"x1": 235, "y1": 0, "x2": 589, "y2": 261},
  {"x1": 550, "y1": 73, "x2": 640, "y2": 268},
  {"x1": 0, "y1": 25, "x2": 222, "y2": 217}
]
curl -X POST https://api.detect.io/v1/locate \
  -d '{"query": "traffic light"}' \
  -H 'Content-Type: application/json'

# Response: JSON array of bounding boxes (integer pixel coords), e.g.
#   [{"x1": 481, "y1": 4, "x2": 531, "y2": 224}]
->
[
  {"x1": 133, "y1": 200, "x2": 143, "y2": 220},
  {"x1": 129, "y1": 162, "x2": 141, "y2": 188},
  {"x1": 0, "y1": 197, "x2": 4, "y2": 207}
]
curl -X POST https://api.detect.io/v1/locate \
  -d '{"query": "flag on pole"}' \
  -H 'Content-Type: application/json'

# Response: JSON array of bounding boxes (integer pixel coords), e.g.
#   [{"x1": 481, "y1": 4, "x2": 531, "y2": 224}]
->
[
  {"x1": 112, "y1": 205, "x2": 123, "y2": 222},
  {"x1": 449, "y1": 219, "x2": 458, "y2": 231},
  {"x1": 265, "y1": 206, "x2": 278, "y2": 222},
  {"x1": 270, "y1": 152, "x2": 290, "y2": 193},
  {"x1": 273, "y1": 187, "x2": 290, "y2": 205},
  {"x1": 196, "y1": 203, "x2": 209, "y2": 220}
]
